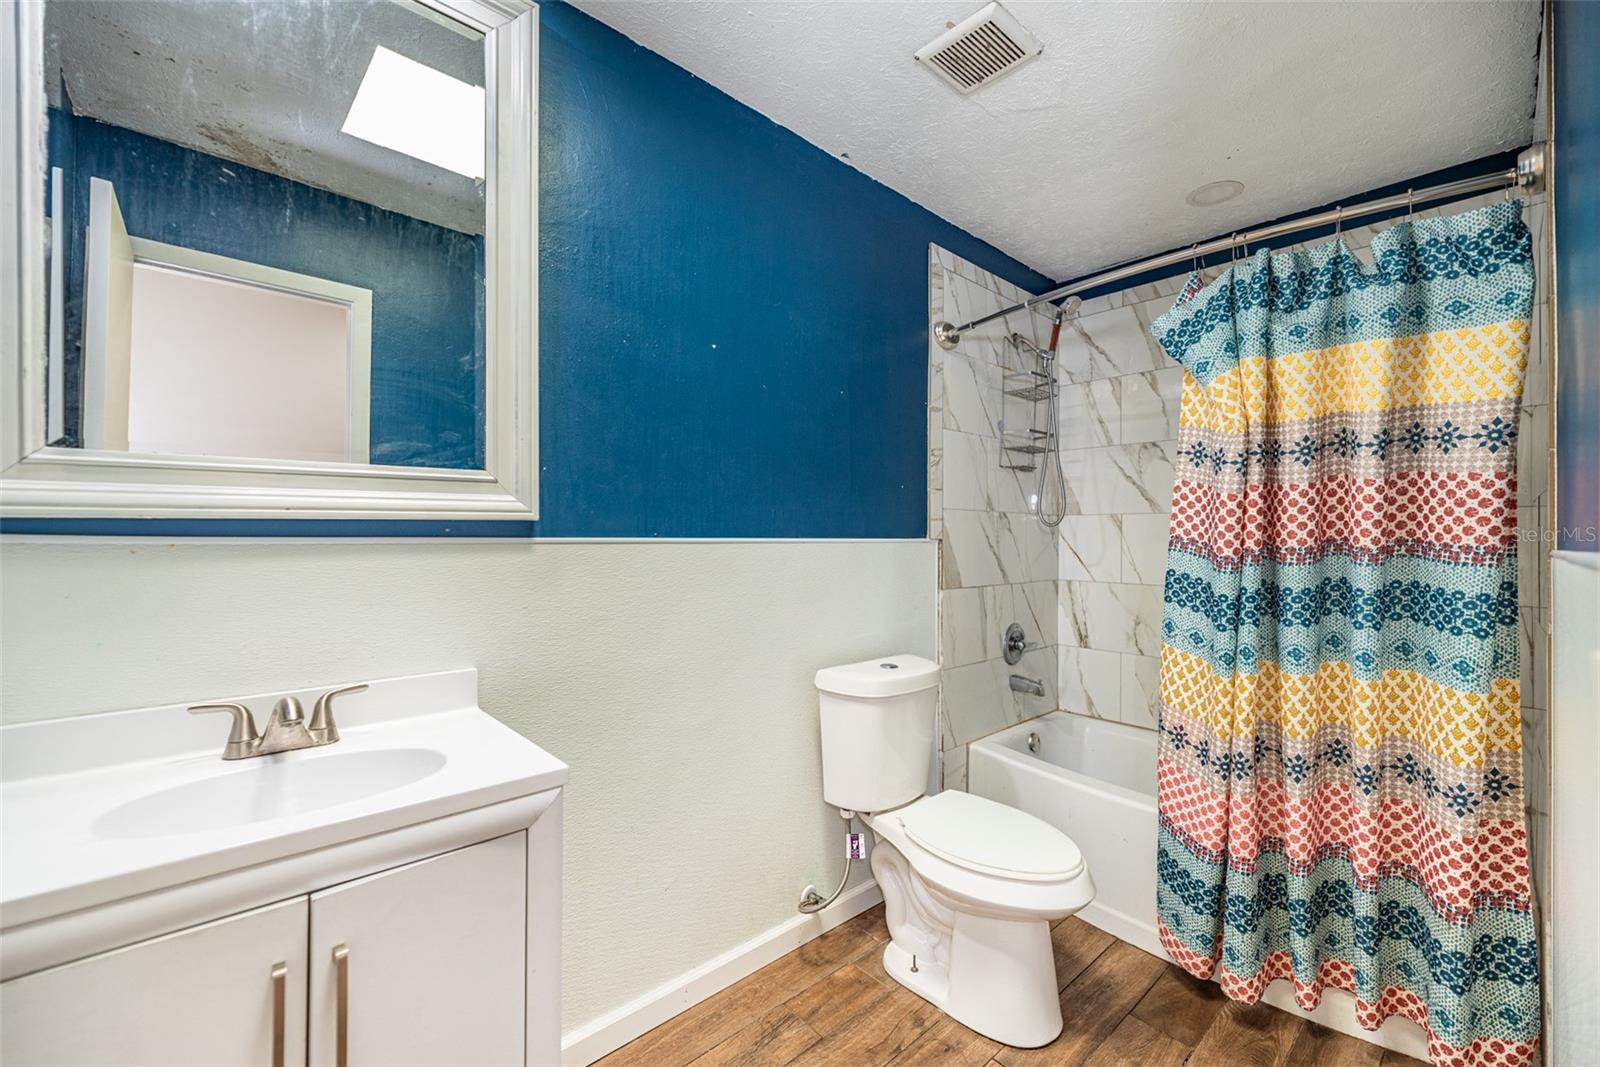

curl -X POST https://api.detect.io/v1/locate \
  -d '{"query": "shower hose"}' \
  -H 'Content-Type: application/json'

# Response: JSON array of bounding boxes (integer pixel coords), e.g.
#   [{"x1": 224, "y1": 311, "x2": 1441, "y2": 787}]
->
[{"x1": 1036, "y1": 312, "x2": 1067, "y2": 529}]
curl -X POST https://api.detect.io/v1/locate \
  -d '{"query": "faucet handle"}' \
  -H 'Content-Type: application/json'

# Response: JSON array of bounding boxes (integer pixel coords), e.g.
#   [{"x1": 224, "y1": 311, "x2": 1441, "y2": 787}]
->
[
  {"x1": 308, "y1": 684, "x2": 368, "y2": 744},
  {"x1": 189, "y1": 702, "x2": 260, "y2": 760}
]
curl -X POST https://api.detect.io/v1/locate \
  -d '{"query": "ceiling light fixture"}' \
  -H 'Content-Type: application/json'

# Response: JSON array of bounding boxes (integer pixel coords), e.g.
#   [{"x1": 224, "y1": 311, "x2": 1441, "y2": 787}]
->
[
  {"x1": 341, "y1": 46, "x2": 484, "y2": 180},
  {"x1": 1185, "y1": 180, "x2": 1245, "y2": 207}
]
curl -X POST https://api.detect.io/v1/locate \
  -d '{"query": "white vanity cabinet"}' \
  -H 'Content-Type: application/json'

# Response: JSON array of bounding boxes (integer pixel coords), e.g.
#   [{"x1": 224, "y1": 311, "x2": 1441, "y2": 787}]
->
[
  {"x1": 1, "y1": 833, "x2": 534, "y2": 1067},
  {"x1": 0, "y1": 670, "x2": 567, "y2": 1067},
  {"x1": 309, "y1": 833, "x2": 528, "y2": 1067},
  {"x1": 1, "y1": 897, "x2": 311, "y2": 1067}
]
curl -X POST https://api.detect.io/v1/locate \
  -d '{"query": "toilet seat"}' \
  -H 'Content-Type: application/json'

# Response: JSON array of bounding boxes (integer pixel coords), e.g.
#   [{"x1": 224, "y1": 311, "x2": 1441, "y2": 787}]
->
[
  {"x1": 865, "y1": 792, "x2": 1093, "y2": 923},
  {"x1": 897, "y1": 791, "x2": 1083, "y2": 883}
]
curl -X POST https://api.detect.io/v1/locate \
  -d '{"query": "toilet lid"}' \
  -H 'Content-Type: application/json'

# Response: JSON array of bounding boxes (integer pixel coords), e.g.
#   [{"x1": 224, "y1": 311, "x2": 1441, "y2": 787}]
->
[{"x1": 897, "y1": 791, "x2": 1084, "y2": 883}]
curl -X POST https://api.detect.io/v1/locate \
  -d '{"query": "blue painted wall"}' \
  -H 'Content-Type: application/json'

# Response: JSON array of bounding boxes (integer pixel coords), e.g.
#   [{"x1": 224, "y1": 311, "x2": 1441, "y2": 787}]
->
[
  {"x1": 48, "y1": 105, "x2": 486, "y2": 469},
  {"x1": 1555, "y1": 1, "x2": 1599, "y2": 552},
  {"x1": 532, "y1": 2, "x2": 1052, "y2": 537}
]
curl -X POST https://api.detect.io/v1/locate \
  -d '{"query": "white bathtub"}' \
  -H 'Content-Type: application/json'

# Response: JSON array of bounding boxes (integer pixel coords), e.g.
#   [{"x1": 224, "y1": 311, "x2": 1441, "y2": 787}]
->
[
  {"x1": 968, "y1": 712, "x2": 1160, "y2": 953},
  {"x1": 968, "y1": 711, "x2": 1430, "y2": 1060}
]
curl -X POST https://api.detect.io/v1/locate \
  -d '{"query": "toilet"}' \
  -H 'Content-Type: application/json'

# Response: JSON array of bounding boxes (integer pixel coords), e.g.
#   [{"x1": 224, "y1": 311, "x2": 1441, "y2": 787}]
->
[{"x1": 814, "y1": 654, "x2": 1095, "y2": 1049}]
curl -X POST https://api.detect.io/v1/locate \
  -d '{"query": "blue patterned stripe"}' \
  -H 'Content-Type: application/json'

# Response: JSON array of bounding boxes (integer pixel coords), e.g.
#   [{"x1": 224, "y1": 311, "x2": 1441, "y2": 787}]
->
[
  {"x1": 1158, "y1": 716, "x2": 1526, "y2": 822},
  {"x1": 1153, "y1": 202, "x2": 1533, "y2": 387},
  {"x1": 1160, "y1": 602, "x2": 1519, "y2": 690},
  {"x1": 1164, "y1": 543, "x2": 1515, "y2": 600},
  {"x1": 1157, "y1": 835, "x2": 1541, "y2": 1046},
  {"x1": 1174, "y1": 411, "x2": 1520, "y2": 478},
  {"x1": 1163, "y1": 550, "x2": 1516, "y2": 628}
]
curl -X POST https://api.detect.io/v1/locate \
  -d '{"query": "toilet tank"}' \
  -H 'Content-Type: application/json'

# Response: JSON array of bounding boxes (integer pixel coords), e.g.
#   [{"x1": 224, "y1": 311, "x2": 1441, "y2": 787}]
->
[{"x1": 814, "y1": 654, "x2": 939, "y2": 813}]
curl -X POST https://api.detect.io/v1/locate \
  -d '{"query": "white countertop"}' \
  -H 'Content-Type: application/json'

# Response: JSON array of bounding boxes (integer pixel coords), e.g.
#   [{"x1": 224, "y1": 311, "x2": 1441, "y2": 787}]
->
[{"x1": 1, "y1": 669, "x2": 567, "y2": 928}]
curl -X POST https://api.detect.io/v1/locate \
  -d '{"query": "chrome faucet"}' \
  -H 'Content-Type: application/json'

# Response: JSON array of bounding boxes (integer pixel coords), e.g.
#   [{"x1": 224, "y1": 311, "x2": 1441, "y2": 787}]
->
[{"x1": 189, "y1": 684, "x2": 368, "y2": 760}]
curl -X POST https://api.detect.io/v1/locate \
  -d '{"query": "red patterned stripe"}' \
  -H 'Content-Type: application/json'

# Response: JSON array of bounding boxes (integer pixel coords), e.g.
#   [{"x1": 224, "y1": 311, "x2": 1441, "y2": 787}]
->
[
  {"x1": 1157, "y1": 761, "x2": 1533, "y2": 914},
  {"x1": 1169, "y1": 469, "x2": 1518, "y2": 557}
]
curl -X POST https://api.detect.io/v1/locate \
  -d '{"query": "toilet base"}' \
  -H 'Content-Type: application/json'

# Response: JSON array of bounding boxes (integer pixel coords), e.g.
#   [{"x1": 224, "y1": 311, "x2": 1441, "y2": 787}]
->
[{"x1": 881, "y1": 911, "x2": 1064, "y2": 1049}]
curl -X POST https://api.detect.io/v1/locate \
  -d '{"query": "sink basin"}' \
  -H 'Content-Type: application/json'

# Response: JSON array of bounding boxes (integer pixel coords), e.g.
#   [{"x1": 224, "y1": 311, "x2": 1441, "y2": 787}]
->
[
  {"x1": 2, "y1": 670, "x2": 569, "y2": 932},
  {"x1": 92, "y1": 748, "x2": 447, "y2": 839}
]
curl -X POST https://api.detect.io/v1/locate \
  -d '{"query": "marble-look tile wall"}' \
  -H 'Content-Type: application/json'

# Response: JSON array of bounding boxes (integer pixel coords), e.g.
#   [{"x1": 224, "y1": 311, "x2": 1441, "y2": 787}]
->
[
  {"x1": 929, "y1": 247, "x2": 1060, "y2": 791},
  {"x1": 1050, "y1": 286, "x2": 1183, "y2": 733}
]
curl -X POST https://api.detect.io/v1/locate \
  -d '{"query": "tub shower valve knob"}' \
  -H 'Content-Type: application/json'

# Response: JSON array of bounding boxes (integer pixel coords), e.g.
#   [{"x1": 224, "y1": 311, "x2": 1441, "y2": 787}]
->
[{"x1": 1003, "y1": 623, "x2": 1027, "y2": 665}]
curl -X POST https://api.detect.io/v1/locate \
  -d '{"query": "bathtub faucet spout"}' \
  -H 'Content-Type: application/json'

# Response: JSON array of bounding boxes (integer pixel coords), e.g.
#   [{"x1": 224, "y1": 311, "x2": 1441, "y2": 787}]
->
[{"x1": 1009, "y1": 674, "x2": 1045, "y2": 697}]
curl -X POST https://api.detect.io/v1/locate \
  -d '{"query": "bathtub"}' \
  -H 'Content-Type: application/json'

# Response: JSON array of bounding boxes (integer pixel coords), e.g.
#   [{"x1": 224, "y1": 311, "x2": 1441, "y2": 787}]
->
[
  {"x1": 968, "y1": 712, "x2": 1160, "y2": 953},
  {"x1": 968, "y1": 711, "x2": 1430, "y2": 1060}
]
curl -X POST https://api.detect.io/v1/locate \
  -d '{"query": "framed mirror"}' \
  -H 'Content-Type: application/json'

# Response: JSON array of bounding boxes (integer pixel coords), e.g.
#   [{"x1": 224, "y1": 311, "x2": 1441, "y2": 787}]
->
[{"x1": 1, "y1": 0, "x2": 537, "y2": 520}]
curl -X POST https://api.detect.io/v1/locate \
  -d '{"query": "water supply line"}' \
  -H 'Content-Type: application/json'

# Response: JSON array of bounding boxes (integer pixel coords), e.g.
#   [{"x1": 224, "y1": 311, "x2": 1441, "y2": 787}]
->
[{"x1": 797, "y1": 807, "x2": 861, "y2": 914}]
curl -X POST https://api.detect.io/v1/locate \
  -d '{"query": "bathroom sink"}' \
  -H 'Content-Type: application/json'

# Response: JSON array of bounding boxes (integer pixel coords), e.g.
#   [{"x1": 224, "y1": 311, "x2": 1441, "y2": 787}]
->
[
  {"x1": 91, "y1": 747, "x2": 448, "y2": 839},
  {"x1": 1, "y1": 669, "x2": 569, "y2": 930}
]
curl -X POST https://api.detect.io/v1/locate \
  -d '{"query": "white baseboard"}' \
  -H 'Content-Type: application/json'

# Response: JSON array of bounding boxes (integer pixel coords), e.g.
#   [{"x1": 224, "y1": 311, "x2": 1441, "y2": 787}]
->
[{"x1": 560, "y1": 880, "x2": 884, "y2": 1066}]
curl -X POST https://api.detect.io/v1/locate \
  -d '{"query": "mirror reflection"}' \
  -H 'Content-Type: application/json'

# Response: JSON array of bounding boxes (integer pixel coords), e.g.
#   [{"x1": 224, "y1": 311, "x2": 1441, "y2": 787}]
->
[{"x1": 42, "y1": 0, "x2": 488, "y2": 469}]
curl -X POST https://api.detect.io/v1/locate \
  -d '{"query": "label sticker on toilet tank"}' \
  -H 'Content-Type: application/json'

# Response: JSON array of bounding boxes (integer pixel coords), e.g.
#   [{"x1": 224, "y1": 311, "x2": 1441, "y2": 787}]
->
[{"x1": 846, "y1": 833, "x2": 865, "y2": 860}]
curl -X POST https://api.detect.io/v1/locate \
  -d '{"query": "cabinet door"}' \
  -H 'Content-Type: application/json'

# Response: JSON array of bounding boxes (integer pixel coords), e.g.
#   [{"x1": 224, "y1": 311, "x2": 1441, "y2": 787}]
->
[
  {"x1": 0, "y1": 896, "x2": 308, "y2": 1066},
  {"x1": 308, "y1": 832, "x2": 526, "y2": 1067}
]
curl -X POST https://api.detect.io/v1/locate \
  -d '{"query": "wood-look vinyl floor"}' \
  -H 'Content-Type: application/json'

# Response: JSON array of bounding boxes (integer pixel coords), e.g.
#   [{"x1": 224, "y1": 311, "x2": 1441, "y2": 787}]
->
[{"x1": 595, "y1": 906, "x2": 1432, "y2": 1067}]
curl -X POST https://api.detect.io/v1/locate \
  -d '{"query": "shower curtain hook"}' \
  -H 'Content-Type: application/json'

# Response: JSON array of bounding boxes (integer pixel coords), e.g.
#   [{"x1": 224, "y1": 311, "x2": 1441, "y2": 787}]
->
[
  {"x1": 1406, "y1": 188, "x2": 1416, "y2": 221},
  {"x1": 1334, "y1": 204, "x2": 1343, "y2": 241}
]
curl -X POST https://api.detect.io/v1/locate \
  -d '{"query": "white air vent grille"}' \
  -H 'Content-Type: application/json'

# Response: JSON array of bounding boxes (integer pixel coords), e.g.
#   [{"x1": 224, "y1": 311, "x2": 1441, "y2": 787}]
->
[{"x1": 915, "y1": 3, "x2": 1042, "y2": 95}]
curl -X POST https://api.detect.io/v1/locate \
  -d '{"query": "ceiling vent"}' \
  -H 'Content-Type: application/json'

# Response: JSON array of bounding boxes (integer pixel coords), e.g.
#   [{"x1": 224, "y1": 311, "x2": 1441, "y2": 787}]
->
[{"x1": 915, "y1": 3, "x2": 1042, "y2": 95}]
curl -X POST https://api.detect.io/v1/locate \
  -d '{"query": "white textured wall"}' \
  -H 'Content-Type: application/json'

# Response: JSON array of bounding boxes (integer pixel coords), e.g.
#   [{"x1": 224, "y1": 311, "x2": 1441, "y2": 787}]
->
[
  {"x1": 1548, "y1": 552, "x2": 1599, "y2": 1065},
  {"x1": 0, "y1": 538, "x2": 936, "y2": 1034}
]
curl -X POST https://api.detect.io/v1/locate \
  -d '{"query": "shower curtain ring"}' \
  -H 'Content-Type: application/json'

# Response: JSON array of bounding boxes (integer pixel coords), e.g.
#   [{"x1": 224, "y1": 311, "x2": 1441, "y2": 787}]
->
[
  {"x1": 1334, "y1": 204, "x2": 1343, "y2": 241},
  {"x1": 1406, "y1": 188, "x2": 1415, "y2": 221}
]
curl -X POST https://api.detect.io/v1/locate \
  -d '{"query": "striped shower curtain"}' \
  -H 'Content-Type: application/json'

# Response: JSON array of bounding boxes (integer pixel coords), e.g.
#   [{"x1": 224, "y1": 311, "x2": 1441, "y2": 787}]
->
[{"x1": 1148, "y1": 200, "x2": 1540, "y2": 1067}]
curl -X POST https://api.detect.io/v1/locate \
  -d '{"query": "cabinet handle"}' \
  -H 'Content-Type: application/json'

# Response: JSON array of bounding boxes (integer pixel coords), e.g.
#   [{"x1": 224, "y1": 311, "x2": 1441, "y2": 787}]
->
[
  {"x1": 333, "y1": 943, "x2": 350, "y2": 1067},
  {"x1": 271, "y1": 962, "x2": 287, "y2": 1067}
]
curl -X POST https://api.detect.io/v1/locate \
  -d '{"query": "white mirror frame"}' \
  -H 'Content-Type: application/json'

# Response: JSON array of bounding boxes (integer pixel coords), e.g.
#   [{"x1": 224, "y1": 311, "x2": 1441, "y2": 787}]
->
[{"x1": 0, "y1": 0, "x2": 538, "y2": 521}]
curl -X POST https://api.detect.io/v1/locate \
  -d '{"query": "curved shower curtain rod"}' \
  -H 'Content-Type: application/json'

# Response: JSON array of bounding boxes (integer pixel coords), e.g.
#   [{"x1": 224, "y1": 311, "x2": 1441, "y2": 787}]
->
[{"x1": 933, "y1": 142, "x2": 1548, "y2": 350}]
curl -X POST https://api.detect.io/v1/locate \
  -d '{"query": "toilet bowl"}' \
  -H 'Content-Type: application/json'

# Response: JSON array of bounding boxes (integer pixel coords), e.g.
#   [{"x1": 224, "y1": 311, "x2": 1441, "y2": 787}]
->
[
  {"x1": 814, "y1": 655, "x2": 1095, "y2": 1049},
  {"x1": 865, "y1": 790, "x2": 1094, "y2": 1047}
]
